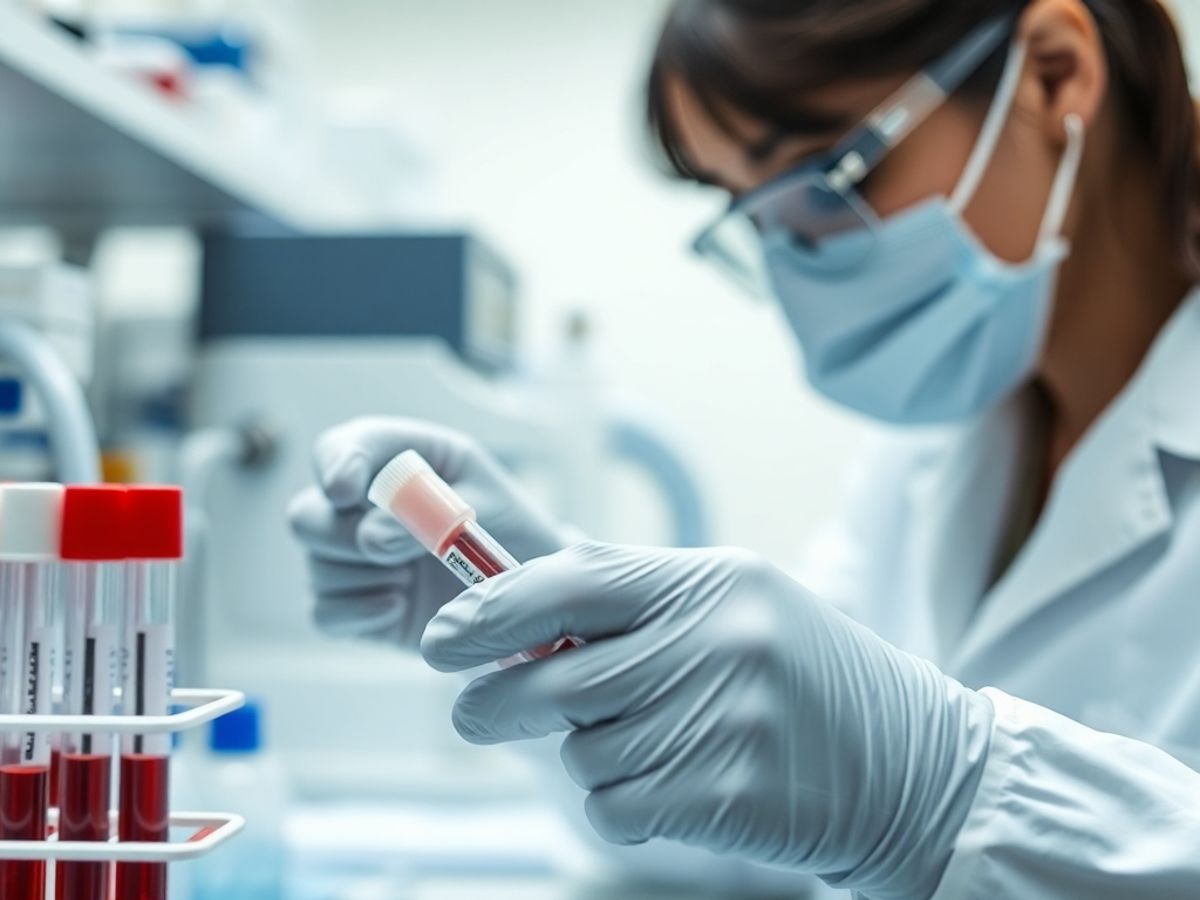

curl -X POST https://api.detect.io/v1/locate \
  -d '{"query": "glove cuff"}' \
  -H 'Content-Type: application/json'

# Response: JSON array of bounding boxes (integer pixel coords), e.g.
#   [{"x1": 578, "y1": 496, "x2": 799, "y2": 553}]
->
[{"x1": 826, "y1": 665, "x2": 996, "y2": 900}]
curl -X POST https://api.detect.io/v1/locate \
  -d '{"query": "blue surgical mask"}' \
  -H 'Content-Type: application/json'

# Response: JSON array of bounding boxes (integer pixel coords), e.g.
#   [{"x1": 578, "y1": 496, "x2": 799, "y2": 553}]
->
[{"x1": 766, "y1": 43, "x2": 1085, "y2": 425}]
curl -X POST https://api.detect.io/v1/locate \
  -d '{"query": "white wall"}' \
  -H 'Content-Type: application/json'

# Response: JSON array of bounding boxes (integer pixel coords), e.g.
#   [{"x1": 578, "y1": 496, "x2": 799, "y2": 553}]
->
[
  {"x1": 1177, "y1": 0, "x2": 1200, "y2": 88},
  {"x1": 294, "y1": 0, "x2": 868, "y2": 563}
]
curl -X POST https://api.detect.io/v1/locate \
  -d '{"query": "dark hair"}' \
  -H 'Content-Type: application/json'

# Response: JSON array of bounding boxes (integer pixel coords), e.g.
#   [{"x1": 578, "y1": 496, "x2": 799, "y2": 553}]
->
[{"x1": 647, "y1": 0, "x2": 1200, "y2": 278}]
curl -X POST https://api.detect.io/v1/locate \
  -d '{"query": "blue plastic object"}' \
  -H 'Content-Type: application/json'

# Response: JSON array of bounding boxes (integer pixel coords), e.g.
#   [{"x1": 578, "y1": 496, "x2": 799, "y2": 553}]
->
[
  {"x1": 210, "y1": 701, "x2": 262, "y2": 754},
  {"x1": 117, "y1": 27, "x2": 255, "y2": 72},
  {"x1": 0, "y1": 378, "x2": 22, "y2": 415},
  {"x1": 177, "y1": 32, "x2": 253, "y2": 70}
]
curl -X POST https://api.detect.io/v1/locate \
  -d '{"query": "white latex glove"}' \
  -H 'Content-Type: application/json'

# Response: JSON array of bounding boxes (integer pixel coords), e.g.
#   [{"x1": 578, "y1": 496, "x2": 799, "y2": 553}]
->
[
  {"x1": 421, "y1": 541, "x2": 995, "y2": 900},
  {"x1": 287, "y1": 417, "x2": 568, "y2": 650}
]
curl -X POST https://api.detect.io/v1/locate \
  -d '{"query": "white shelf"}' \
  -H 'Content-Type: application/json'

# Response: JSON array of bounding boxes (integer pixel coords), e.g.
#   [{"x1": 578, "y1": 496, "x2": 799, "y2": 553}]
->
[{"x1": 0, "y1": 5, "x2": 375, "y2": 235}]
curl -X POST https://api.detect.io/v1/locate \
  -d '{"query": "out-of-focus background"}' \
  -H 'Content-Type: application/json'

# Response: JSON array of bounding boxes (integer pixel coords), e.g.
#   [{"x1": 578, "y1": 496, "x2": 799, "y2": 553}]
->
[{"x1": 0, "y1": 1, "x2": 1197, "y2": 897}]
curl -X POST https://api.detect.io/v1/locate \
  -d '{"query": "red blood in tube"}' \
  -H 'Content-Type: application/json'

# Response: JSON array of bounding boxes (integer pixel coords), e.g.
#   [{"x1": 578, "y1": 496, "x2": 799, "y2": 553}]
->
[
  {"x1": 49, "y1": 747, "x2": 61, "y2": 810},
  {"x1": 0, "y1": 764, "x2": 49, "y2": 900},
  {"x1": 57, "y1": 753, "x2": 112, "y2": 900},
  {"x1": 451, "y1": 527, "x2": 511, "y2": 578},
  {"x1": 115, "y1": 754, "x2": 170, "y2": 900},
  {"x1": 447, "y1": 527, "x2": 579, "y2": 659}
]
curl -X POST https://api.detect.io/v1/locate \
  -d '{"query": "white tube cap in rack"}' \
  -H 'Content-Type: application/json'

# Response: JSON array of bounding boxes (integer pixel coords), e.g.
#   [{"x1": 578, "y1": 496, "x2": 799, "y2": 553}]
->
[{"x1": 0, "y1": 483, "x2": 64, "y2": 561}]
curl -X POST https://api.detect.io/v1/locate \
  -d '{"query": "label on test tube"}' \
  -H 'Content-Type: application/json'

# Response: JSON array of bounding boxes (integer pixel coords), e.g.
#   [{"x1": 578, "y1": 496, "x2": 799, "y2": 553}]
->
[
  {"x1": 85, "y1": 624, "x2": 118, "y2": 719},
  {"x1": 443, "y1": 547, "x2": 488, "y2": 586},
  {"x1": 131, "y1": 624, "x2": 174, "y2": 726},
  {"x1": 0, "y1": 646, "x2": 9, "y2": 712},
  {"x1": 19, "y1": 623, "x2": 53, "y2": 764}
]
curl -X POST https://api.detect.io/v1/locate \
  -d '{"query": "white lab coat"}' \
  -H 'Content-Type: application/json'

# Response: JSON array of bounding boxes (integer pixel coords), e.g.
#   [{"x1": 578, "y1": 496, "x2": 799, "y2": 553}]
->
[
  {"x1": 802, "y1": 284, "x2": 1200, "y2": 897},
  {"x1": 531, "y1": 289, "x2": 1200, "y2": 897}
]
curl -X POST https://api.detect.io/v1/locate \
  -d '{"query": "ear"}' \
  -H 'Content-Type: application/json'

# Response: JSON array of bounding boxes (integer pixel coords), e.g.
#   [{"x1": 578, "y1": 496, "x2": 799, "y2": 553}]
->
[{"x1": 1017, "y1": 0, "x2": 1108, "y2": 142}]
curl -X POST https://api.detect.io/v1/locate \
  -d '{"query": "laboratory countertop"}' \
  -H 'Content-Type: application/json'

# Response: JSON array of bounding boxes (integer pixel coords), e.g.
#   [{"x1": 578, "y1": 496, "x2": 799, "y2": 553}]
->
[
  {"x1": 407, "y1": 878, "x2": 801, "y2": 900},
  {"x1": 291, "y1": 874, "x2": 824, "y2": 900},
  {"x1": 281, "y1": 801, "x2": 839, "y2": 900}
]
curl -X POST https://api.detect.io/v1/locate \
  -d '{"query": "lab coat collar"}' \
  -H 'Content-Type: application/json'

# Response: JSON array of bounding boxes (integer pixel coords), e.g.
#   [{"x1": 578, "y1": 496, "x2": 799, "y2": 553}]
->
[
  {"x1": 948, "y1": 287, "x2": 1200, "y2": 670},
  {"x1": 902, "y1": 395, "x2": 1029, "y2": 665},
  {"x1": 1148, "y1": 288, "x2": 1200, "y2": 464}
]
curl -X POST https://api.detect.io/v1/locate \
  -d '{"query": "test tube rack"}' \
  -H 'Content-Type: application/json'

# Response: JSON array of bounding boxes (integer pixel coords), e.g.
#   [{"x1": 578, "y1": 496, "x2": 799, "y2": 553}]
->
[{"x1": 0, "y1": 687, "x2": 245, "y2": 863}]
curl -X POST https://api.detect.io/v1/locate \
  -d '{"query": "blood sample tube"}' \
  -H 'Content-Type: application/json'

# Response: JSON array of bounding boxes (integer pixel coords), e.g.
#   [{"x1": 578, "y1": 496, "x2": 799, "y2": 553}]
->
[
  {"x1": 49, "y1": 620, "x2": 66, "y2": 816},
  {"x1": 367, "y1": 451, "x2": 581, "y2": 668},
  {"x1": 116, "y1": 486, "x2": 183, "y2": 900},
  {"x1": 59, "y1": 485, "x2": 128, "y2": 900},
  {"x1": 0, "y1": 560, "x2": 22, "y2": 770},
  {"x1": 0, "y1": 483, "x2": 65, "y2": 900}
]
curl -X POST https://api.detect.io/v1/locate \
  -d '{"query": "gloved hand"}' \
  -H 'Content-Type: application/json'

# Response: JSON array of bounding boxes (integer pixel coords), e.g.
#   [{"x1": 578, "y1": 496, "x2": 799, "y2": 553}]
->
[
  {"x1": 287, "y1": 417, "x2": 568, "y2": 651},
  {"x1": 422, "y1": 542, "x2": 996, "y2": 900}
]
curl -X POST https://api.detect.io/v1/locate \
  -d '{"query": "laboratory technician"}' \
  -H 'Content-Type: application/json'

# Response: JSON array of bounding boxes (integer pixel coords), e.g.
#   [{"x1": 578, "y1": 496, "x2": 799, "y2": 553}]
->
[{"x1": 290, "y1": 0, "x2": 1200, "y2": 897}]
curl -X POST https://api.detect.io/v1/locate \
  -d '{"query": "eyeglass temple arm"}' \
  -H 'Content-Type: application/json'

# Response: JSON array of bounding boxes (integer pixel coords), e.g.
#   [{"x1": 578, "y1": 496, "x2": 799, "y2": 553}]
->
[
  {"x1": 828, "y1": 15, "x2": 1016, "y2": 190},
  {"x1": 927, "y1": 15, "x2": 1016, "y2": 93}
]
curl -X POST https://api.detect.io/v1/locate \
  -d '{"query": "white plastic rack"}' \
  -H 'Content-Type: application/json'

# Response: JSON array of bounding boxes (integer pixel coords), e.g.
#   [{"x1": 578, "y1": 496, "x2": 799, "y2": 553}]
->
[{"x1": 0, "y1": 687, "x2": 246, "y2": 864}]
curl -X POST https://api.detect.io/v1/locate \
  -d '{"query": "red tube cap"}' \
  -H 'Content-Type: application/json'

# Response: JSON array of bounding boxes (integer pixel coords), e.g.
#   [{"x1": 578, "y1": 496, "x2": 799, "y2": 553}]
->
[
  {"x1": 126, "y1": 486, "x2": 184, "y2": 560},
  {"x1": 61, "y1": 485, "x2": 128, "y2": 561}
]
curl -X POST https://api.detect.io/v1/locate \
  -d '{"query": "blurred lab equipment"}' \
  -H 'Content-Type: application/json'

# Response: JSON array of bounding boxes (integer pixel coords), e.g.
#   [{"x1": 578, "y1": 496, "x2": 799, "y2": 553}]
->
[
  {"x1": 0, "y1": 265, "x2": 99, "y2": 484},
  {"x1": 199, "y1": 233, "x2": 518, "y2": 374},
  {"x1": 188, "y1": 231, "x2": 711, "y2": 803},
  {"x1": 190, "y1": 702, "x2": 289, "y2": 900}
]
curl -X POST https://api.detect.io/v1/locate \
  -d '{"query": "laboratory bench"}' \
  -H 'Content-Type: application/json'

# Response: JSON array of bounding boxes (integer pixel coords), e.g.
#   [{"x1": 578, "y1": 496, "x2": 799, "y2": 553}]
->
[{"x1": 256, "y1": 801, "x2": 836, "y2": 900}]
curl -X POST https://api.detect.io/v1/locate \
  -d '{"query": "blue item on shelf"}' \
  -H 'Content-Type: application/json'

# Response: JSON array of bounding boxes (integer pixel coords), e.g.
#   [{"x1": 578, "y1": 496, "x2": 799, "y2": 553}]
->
[
  {"x1": 116, "y1": 27, "x2": 256, "y2": 73},
  {"x1": 177, "y1": 31, "x2": 253, "y2": 70},
  {"x1": 210, "y1": 701, "x2": 262, "y2": 754},
  {"x1": 0, "y1": 378, "x2": 22, "y2": 415}
]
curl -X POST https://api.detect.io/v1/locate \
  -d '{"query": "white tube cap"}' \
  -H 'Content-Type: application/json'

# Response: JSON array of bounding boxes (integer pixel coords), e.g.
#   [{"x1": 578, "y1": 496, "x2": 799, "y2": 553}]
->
[
  {"x1": 368, "y1": 451, "x2": 473, "y2": 554},
  {"x1": 0, "y1": 483, "x2": 64, "y2": 561}
]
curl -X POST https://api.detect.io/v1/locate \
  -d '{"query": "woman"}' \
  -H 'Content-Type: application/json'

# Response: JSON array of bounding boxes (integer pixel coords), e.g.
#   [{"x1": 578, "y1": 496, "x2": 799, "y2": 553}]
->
[{"x1": 290, "y1": 0, "x2": 1200, "y2": 896}]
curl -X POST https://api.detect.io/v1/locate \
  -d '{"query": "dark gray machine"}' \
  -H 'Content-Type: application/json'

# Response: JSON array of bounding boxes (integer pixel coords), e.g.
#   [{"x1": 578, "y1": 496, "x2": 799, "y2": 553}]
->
[{"x1": 199, "y1": 232, "x2": 518, "y2": 372}]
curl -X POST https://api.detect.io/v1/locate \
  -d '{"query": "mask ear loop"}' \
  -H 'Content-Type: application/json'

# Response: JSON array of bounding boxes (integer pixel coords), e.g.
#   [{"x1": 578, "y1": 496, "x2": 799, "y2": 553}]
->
[
  {"x1": 950, "y1": 41, "x2": 1028, "y2": 215},
  {"x1": 1037, "y1": 113, "x2": 1086, "y2": 245}
]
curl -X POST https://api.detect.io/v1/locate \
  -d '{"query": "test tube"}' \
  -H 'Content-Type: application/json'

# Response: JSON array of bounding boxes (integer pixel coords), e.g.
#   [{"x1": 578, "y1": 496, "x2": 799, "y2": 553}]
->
[
  {"x1": 0, "y1": 483, "x2": 65, "y2": 900},
  {"x1": 59, "y1": 485, "x2": 128, "y2": 900},
  {"x1": 368, "y1": 451, "x2": 581, "y2": 668},
  {"x1": 0, "y1": 553, "x2": 22, "y2": 770},
  {"x1": 116, "y1": 486, "x2": 182, "y2": 900}
]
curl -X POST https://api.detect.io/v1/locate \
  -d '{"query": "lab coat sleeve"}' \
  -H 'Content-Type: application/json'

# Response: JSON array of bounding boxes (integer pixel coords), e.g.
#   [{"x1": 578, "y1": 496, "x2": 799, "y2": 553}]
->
[{"x1": 931, "y1": 688, "x2": 1200, "y2": 900}]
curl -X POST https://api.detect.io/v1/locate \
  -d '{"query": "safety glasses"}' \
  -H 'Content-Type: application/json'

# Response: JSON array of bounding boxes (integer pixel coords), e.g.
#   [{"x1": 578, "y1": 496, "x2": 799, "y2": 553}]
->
[{"x1": 691, "y1": 14, "x2": 1015, "y2": 296}]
